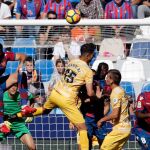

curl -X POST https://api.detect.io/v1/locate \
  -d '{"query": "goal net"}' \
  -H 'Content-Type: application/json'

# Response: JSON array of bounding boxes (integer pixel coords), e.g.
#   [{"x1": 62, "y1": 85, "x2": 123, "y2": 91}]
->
[{"x1": 1, "y1": 19, "x2": 150, "y2": 150}]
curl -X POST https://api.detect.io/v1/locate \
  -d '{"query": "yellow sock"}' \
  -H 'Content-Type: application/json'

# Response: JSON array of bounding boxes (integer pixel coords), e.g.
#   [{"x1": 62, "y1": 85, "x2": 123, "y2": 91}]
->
[
  {"x1": 79, "y1": 130, "x2": 89, "y2": 150},
  {"x1": 17, "y1": 112, "x2": 22, "y2": 118},
  {"x1": 33, "y1": 107, "x2": 43, "y2": 116}
]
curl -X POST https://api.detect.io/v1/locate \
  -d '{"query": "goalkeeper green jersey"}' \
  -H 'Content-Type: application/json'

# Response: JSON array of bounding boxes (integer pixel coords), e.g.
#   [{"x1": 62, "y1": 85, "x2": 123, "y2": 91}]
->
[{"x1": 3, "y1": 91, "x2": 33, "y2": 115}]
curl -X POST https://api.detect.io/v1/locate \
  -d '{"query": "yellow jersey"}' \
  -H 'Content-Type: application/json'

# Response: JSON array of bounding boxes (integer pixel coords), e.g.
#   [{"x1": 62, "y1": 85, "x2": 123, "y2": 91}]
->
[
  {"x1": 110, "y1": 86, "x2": 131, "y2": 129},
  {"x1": 54, "y1": 59, "x2": 93, "y2": 99}
]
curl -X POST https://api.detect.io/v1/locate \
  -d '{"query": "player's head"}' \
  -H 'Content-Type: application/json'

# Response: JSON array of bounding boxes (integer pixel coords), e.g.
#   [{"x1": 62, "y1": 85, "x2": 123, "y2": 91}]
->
[
  {"x1": 8, "y1": 83, "x2": 18, "y2": 96},
  {"x1": 84, "y1": 0, "x2": 92, "y2": 5},
  {"x1": 47, "y1": 11, "x2": 57, "y2": 19},
  {"x1": 96, "y1": 62, "x2": 109, "y2": 80},
  {"x1": 105, "y1": 69, "x2": 121, "y2": 86},
  {"x1": 0, "y1": 43, "x2": 4, "y2": 63},
  {"x1": 114, "y1": 0, "x2": 123, "y2": 6},
  {"x1": 61, "y1": 27, "x2": 71, "y2": 43},
  {"x1": 80, "y1": 43, "x2": 96, "y2": 63},
  {"x1": 25, "y1": 56, "x2": 35, "y2": 73},
  {"x1": 55, "y1": 59, "x2": 65, "y2": 75}
]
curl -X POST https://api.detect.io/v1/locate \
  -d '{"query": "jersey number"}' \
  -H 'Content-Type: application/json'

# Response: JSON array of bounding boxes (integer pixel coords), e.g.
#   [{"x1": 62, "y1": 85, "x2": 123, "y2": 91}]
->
[{"x1": 64, "y1": 69, "x2": 76, "y2": 83}]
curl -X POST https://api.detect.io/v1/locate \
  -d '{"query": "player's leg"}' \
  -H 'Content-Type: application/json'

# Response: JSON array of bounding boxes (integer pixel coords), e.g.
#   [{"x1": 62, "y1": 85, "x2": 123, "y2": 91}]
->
[
  {"x1": 57, "y1": 103, "x2": 88, "y2": 149},
  {"x1": 47, "y1": 90, "x2": 89, "y2": 150},
  {"x1": 100, "y1": 129, "x2": 130, "y2": 150},
  {"x1": 13, "y1": 120, "x2": 36, "y2": 150},
  {"x1": 20, "y1": 134, "x2": 36, "y2": 150},
  {"x1": 33, "y1": 89, "x2": 58, "y2": 116},
  {"x1": 84, "y1": 116, "x2": 94, "y2": 150},
  {"x1": 95, "y1": 122, "x2": 107, "y2": 148}
]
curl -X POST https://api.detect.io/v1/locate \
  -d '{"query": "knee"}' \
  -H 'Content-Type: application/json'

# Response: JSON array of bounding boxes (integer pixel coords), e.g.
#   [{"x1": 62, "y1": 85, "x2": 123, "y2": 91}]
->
[
  {"x1": 76, "y1": 123, "x2": 87, "y2": 131},
  {"x1": 28, "y1": 144, "x2": 36, "y2": 150}
]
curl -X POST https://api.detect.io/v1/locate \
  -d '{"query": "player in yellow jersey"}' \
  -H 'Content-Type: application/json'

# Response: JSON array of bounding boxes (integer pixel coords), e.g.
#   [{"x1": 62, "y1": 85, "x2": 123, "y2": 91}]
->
[
  {"x1": 17, "y1": 43, "x2": 102, "y2": 150},
  {"x1": 97, "y1": 69, "x2": 131, "y2": 150}
]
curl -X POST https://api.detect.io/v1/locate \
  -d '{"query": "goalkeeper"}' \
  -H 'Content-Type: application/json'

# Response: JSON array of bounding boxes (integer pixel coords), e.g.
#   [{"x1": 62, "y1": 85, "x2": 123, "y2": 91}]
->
[
  {"x1": 0, "y1": 43, "x2": 27, "y2": 133},
  {"x1": 0, "y1": 83, "x2": 36, "y2": 150}
]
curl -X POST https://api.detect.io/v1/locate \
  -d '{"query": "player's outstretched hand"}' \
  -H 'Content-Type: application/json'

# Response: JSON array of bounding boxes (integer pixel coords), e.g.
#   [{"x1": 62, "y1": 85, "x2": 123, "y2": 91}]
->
[
  {"x1": 21, "y1": 105, "x2": 37, "y2": 117},
  {"x1": 25, "y1": 117, "x2": 33, "y2": 123},
  {"x1": 0, "y1": 121, "x2": 12, "y2": 134}
]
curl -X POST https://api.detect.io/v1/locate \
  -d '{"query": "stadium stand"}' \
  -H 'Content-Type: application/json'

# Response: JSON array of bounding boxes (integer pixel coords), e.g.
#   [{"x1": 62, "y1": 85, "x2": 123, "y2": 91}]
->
[
  {"x1": 141, "y1": 81, "x2": 150, "y2": 93},
  {"x1": 120, "y1": 81, "x2": 136, "y2": 100},
  {"x1": 35, "y1": 59, "x2": 54, "y2": 82},
  {"x1": 5, "y1": 61, "x2": 19, "y2": 75},
  {"x1": 97, "y1": 37, "x2": 125, "y2": 61},
  {"x1": 129, "y1": 39, "x2": 150, "y2": 59},
  {"x1": 121, "y1": 57, "x2": 146, "y2": 82},
  {"x1": 12, "y1": 38, "x2": 36, "y2": 57}
]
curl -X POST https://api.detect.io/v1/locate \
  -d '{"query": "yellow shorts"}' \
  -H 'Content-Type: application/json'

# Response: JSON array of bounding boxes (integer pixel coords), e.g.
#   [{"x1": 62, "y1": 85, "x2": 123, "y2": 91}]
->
[
  {"x1": 101, "y1": 128, "x2": 130, "y2": 150},
  {"x1": 44, "y1": 89, "x2": 85, "y2": 124}
]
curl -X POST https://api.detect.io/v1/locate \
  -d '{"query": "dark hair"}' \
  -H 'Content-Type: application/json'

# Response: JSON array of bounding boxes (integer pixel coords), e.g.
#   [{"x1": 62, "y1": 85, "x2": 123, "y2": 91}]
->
[
  {"x1": 108, "y1": 69, "x2": 121, "y2": 85},
  {"x1": 0, "y1": 43, "x2": 4, "y2": 62},
  {"x1": 25, "y1": 56, "x2": 35, "y2": 66},
  {"x1": 55, "y1": 59, "x2": 65, "y2": 67},
  {"x1": 47, "y1": 11, "x2": 57, "y2": 19},
  {"x1": 97, "y1": 62, "x2": 108, "y2": 72},
  {"x1": 80, "y1": 43, "x2": 96, "y2": 56},
  {"x1": 95, "y1": 62, "x2": 109, "y2": 80}
]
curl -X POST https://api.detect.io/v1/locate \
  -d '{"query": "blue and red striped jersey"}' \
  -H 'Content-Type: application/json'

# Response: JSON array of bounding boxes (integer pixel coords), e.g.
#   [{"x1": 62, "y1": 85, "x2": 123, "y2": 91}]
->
[
  {"x1": 105, "y1": 0, "x2": 133, "y2": 19},
  {"x1": 44, "y1": 0, "x2": 72, "y2": 19}
]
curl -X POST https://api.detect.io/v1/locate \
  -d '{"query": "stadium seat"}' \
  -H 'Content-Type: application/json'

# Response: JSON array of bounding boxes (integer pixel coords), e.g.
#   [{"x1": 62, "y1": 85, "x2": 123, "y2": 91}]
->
[
  {"x1": 35, "y1": 59, "x2": 54, "y2": 82},
  {"x1": 12, "y1": 38, "x2": 36, "y2": 57},
  {"x1": 0, "y1": 37, "x2": 4, "y2": 45},
  {"x1": 120, "y1": 81, "x2": 136, "y2": 100},
  {"x1": 129, "y1": 39, "x2": 150, "y2": 59},
  {"x1": 141, "y1": 82, "x2": 150, "y2": 93},
  {"x1": 121, "y1": 58, "x2": 146, "y2": 82},
  {"x1": 5, "y1": 61, "x2": 19, "y2": 75},
  {"x1": 91, "y1": 59, "x2": 114, "y2": 71},
  {"x1": 97, "y1": 38, "x2": 125, "y2": 61}
]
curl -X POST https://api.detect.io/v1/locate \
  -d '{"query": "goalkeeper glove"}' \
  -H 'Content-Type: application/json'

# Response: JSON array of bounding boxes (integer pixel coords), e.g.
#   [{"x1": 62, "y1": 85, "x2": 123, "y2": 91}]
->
[
  {"x1": 17, "y1": 105, "x2": 37, "y2": 118},
  {"x1": 0, "y1": 121, "x2": 12, "y2": 134}
]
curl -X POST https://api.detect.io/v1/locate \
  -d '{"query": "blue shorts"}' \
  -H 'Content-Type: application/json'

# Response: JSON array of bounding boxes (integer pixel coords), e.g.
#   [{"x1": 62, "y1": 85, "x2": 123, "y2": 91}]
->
[
  {"x1": 85, "y1": 116, "x2": 107, "y2": 140},
  {"x1": 134, "y1": 127, "x2": 150, "y2": 150}
]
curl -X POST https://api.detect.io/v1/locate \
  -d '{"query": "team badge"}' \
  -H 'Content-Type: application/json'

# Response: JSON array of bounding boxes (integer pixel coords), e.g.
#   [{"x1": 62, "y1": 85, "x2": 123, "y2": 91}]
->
[
  {"x1": 113, "y1": 98, "x2": 118, "y2": 104},
  {"x1": 137, "y1": 101, "x2": 141, "y2": 108}
]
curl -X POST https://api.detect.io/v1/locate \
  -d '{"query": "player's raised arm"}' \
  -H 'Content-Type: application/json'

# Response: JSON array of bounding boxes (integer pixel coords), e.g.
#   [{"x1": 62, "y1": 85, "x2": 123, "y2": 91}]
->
[{"x1": 15, "y1": 53, "x2": 27, "y2": 67}]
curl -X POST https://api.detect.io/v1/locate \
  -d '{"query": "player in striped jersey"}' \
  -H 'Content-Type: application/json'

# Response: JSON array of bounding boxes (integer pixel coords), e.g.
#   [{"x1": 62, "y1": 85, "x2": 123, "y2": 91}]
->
[
  {"x1": 43, "y1": 0, "x2": 72, "y2": 19},
  {"x1": 105, "y1": 0, "x2": 133, "y2": 19}
]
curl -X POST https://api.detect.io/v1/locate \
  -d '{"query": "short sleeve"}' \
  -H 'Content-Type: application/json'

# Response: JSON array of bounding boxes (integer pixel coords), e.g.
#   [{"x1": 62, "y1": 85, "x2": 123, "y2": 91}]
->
[
  {"x1": 111, "y1": 91, "x2": 123, "y2": 109},
  {"x1": 5, "y1": 52, "x2": 15, "y2": 61},
  {"x1": 85, "y1": 70, "x2": 93, "y2": 84},
  {"x1": 136, "y1": 93, "x2": 144, "y2": 112}
]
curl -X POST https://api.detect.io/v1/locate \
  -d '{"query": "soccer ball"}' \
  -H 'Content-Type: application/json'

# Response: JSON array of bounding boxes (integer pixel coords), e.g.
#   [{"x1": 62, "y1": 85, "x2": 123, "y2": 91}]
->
[{"x1": 65, "y1": 9, "x2": 81, "y2": 24}]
